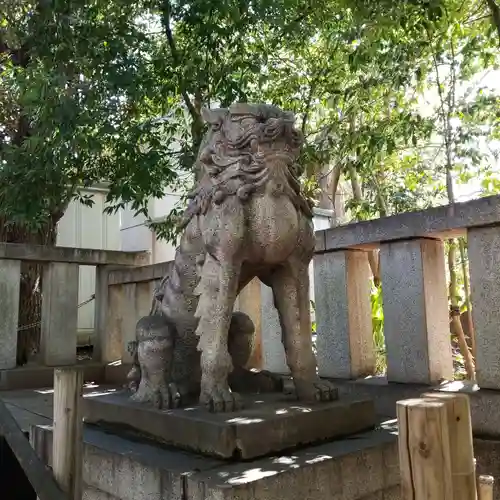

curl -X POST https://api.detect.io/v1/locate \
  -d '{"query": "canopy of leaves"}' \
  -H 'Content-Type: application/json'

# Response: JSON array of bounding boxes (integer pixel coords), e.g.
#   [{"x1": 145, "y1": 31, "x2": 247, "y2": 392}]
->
[
  {"x1": 0, "y1": 0, "x2": 182, "y2": 229},
  {"x1": 0, "y1": 0, "x2": 499, "y2": 237}
]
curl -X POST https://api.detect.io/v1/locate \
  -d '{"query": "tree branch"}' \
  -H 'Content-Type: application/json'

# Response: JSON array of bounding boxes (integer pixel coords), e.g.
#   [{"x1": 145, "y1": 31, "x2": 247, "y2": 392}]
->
[{"x1": 159, "y1": 0, "x2": 199, "y2": 122}]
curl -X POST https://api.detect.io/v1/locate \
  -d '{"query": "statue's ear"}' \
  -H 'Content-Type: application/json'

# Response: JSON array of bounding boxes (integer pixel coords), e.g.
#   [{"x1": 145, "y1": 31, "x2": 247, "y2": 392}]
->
[
  {"x1": 201, "y1": 107, "x2": 226, "y2": 128},
  {"x1": 201, "y1": 107, "x2": 216, "y2": 124}
]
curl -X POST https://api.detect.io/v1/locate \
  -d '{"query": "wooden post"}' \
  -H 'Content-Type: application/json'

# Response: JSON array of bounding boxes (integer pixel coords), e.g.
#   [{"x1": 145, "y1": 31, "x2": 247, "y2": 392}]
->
[
  {"x1": 397, "y1": 398, "x2": 454, "y2": 500},
  {"x1": 53, "y1": 367, "x2": 84, "y2": 500},
  {"x1": 477, "y1": 476, "x2": 494, "y2": 500},
  {"x1": 421, "y1": 392, "x2": 476, "y2": 500}
]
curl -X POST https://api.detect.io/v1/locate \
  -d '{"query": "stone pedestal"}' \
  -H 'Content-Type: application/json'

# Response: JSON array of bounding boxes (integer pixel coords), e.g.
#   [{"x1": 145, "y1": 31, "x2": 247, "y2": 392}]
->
[{"x1": 83, "y1": 391, "x2": 376, "y2": 460}]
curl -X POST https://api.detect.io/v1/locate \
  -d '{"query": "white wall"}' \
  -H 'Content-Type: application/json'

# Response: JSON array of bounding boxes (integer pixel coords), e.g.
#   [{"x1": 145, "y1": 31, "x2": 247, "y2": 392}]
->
[
  {"x1": 56, "y1": 186, "x2": 121, "y2": 344},
  {"x1": 120, "y1": 190, "x2": 182, "y2": 263}
]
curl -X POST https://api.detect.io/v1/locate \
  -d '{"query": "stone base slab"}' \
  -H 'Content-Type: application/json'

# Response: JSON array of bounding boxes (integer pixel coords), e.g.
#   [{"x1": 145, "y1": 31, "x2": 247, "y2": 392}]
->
[{"x1": 83, "y1": 390, "x2": 376, "y2": 459}]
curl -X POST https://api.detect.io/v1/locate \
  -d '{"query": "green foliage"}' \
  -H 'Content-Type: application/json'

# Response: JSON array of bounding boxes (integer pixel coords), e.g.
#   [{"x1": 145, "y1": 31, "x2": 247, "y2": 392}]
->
[
  {"x1": 370, "y1": 283, "x2": 386, "y2": 375},
  {"x1": 0, "y1": 0, "x2": 182, "y2": 229},
  {"x1": 1, "y1": 0, "x2": 499, "y2": 236}
]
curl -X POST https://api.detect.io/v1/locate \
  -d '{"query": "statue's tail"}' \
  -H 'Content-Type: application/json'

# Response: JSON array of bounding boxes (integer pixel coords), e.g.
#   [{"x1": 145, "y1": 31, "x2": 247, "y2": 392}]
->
[{"x1": 150, "y1": 275, "x2": 169, "y2": 316}]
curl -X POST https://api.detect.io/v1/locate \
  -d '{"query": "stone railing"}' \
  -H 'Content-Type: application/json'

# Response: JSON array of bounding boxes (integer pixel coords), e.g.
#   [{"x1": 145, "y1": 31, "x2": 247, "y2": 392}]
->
[
  {"x1": 0, "y1": 244, "x2": 149, "y2": 371},
  {"x1": 2, "y1": 194, "x2": 500, "y2": 399},
  {"x1": 95, "y1": 195, "x2": 500, "y2": 388},
  {"x1": 314, "y1": 194, "x2": 500, "y2": 389}
]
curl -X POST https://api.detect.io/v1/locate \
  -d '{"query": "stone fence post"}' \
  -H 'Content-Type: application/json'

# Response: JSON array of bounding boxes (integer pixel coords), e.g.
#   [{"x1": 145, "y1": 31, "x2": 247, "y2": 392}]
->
[
  {"x1": 313, "y1": 250, "x2": 375, "y2": 379},
  {"x1": 0, "y1": 260, "x2": 21, "y2": 369},
  {"x1": 468, "y1": 225, "x2": 500, "y2": 389},
  {"x1": 380, "y1": 238, "x2": 453, "y2": 384}
]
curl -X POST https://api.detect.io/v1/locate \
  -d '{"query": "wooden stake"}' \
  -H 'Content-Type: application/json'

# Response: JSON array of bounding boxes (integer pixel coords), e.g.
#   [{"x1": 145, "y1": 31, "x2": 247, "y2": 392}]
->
[
  {"x1": 52, "y1": 367, "x2": 84, "y2": 500},
  {"x1": 397, "y1": 398, "x2": 454, "y2": 500},
  {"x1": 477, "y1": 475, "x2": 494, "y2": 500},
  {"x1": 421, "y1": 392, "x2": 477, "y2": 500}
]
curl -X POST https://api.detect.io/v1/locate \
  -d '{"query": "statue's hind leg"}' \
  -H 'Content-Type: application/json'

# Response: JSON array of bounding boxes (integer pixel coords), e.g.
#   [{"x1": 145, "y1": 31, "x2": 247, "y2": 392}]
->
[
  {"x1": 268, "y1": 259, "x2": 337, "y2": 402},
  {"x1": 195, "y1": 253, "x2": 243, "y2": 412}
]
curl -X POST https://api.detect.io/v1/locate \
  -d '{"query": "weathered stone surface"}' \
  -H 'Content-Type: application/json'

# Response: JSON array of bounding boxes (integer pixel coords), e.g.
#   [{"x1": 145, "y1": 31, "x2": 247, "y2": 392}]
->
[
  {"x1": 185, "y1": 427, "x2": 398, "y2": 500},
  {"x1": 468, "y1": 225, "x2": 500, "y2": 389},
  {"x1": 318, "y1": 194, "x2": 500, "y2": 252},
  {"x1": 40, "y1": 262, "x2": 80, "y2": 366},
  {"x1": 0, "y1": 259, "x2": 20, "y2": 370},
  {"x1": 131, "y1": 103, "x2": 335, "y2": 412},
  {"x1": 31, "y1": 424, "x2": 222, "y2": 500},
  {"x1": 33, "y1": 422, "x2": 401, "y2": 500},
  {"x1": 380, "y1": 238, "x2": 453, "y2": 384},
  {"x1": 314, "y1": 250, "x2": 374, "y2": 379},
  {"x1": 83, "y1": 391, "x2": 376, "y2": 459},
  {"x1": 83, "y1": 486, "x2": 119, "y2": 500}
]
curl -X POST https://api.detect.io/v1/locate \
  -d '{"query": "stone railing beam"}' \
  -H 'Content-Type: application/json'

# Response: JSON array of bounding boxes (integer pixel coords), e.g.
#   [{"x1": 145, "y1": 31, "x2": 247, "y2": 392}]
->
[
  {"x1": 0, "y1": 243, "x2": 149, "y2": 266},
  {"x1": 316, "y1": 195, "x2": 500, "y2": 252}
]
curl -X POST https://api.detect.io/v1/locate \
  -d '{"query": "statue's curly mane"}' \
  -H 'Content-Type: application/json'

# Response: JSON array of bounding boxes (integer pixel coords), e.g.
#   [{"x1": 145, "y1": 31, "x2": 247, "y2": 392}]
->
[{"x1": 179, "y1": 104, "x2": 313, "y2": 228}]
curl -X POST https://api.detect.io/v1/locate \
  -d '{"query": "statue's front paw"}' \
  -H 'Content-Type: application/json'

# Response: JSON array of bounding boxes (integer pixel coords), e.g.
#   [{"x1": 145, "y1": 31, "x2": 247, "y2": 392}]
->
[
  {"x1": 293, "y1": 377, "x2": 338, "y2": 403},
  {"x1": 130, "y1": 381, "x2": 180, "y2": 409},
  {"x1": 200, "y1": 383, "x2": 244, "y2": 413}
]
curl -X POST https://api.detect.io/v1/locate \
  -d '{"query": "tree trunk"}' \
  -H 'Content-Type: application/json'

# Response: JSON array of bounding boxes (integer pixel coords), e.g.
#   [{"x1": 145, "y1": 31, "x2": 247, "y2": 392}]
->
[
  {"x1": 459, "y1": 238, "x2": 476, "y2": 358},
  {"x1": 486, "y1": 0, "x2": 500, "y2": 46},
  {"x1": 347, "y1": 163, "x2": 381, "y2": 285},
  {"x1": 0, "y1": 218, "x2": 59, "y2": 365},
  {"x1": 448, "y1": 239, "x2": 475, "y2": 380}
]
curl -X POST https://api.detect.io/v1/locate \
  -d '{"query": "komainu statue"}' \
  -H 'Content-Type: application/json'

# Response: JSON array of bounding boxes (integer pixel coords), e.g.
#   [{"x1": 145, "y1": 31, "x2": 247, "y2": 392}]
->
[{"x1": 127, "y1": 103, "x2": 336, "y2": 412}]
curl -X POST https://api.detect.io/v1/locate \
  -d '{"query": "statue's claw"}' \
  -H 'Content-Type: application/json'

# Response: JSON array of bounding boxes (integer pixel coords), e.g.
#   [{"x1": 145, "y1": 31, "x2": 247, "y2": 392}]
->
[
  {"x1": 293, "y1": 377, "x2": 338, "y2": 403},
  {"x1": 200, "y1": 384, "x2": 244, "y2": 413},
  {"x1": 130, "y1": 381, "x2": 181, "y2": 410}
]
